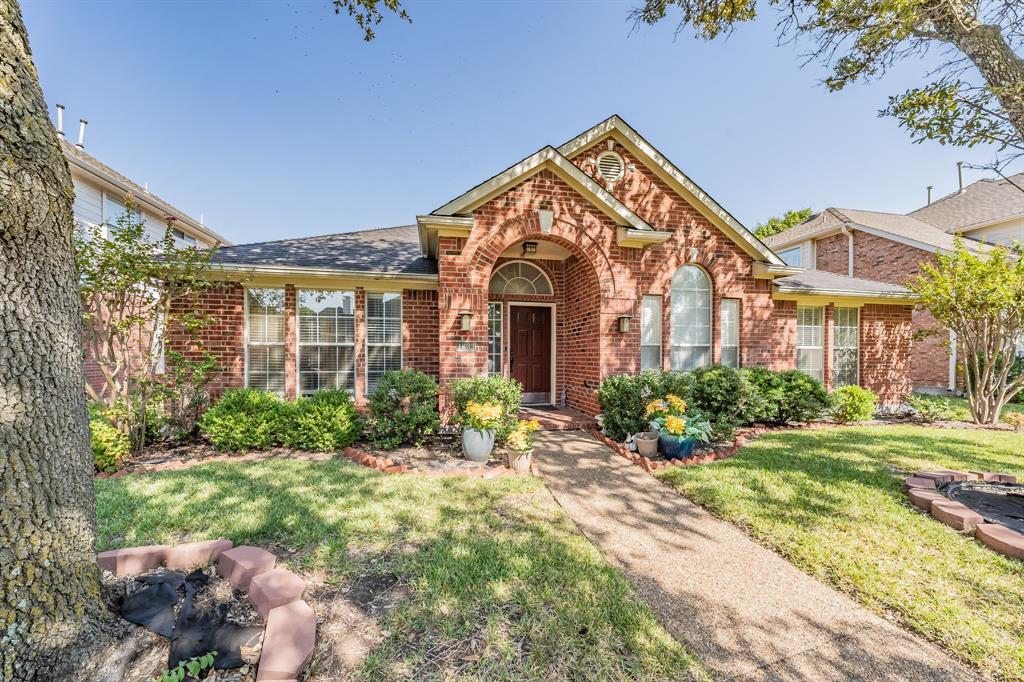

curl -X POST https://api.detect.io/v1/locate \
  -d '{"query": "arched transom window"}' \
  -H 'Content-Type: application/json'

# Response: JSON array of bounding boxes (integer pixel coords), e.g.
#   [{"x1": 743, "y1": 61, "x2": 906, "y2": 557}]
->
[
  {"x1": 670, "y1": 265, "x2": 712, "y2": 370},
  {"x1": 489, "y1": 261, "x2": 553, "y2": 296}
]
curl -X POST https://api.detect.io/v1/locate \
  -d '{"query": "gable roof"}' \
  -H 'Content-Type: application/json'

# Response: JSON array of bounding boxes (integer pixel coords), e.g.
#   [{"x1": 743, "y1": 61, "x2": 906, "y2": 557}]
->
[
  {"x1": 211, "y1": 225, "x2": 436, "y2": 277},
  {"x1": 557, "y1": 115, "x2": 786, "y2": 267},
  {"x1": 61, "y1": 138, "x2": 230, "y2": 246},
  {"x1": 910, "y1": 172, "x2": 1024, "y2": 232}
]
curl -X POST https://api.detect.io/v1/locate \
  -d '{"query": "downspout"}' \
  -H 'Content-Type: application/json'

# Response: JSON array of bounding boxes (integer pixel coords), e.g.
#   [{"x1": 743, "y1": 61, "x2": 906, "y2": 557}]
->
[{"x1": 840, "y1": 224, "x2": 854, "y2": 277}]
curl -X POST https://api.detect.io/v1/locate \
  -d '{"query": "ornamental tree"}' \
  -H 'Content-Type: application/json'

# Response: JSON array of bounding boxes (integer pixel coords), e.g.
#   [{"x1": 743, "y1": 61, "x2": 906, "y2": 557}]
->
[
  {"x1": 754, "y1": 208, "x2": 813, "y2": 239},
  {"x1": 909, "y1": 238, "x2": 1024, "y2": 424}
]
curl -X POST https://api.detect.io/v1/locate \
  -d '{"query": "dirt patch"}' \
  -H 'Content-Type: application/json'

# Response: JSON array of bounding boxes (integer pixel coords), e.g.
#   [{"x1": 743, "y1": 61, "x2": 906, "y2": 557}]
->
[
  {"x1": 356, "y1": 434, "x2": 510, "y2": 473},
  {"x1": 99, "y1": 441, "x2": 340, "y2": 478}
]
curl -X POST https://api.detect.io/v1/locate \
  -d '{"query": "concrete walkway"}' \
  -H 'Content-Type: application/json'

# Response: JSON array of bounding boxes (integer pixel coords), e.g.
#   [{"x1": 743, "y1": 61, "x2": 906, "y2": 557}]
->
[{"x1": 534, "y1": 431, "x2": 982, "y2": 682}]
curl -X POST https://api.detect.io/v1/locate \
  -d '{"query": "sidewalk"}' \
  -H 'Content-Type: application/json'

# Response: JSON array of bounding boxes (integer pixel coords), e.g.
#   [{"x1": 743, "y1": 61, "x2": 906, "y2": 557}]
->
[{"x1": 534, "y1": 431, "x2": 981, "y2": 681}]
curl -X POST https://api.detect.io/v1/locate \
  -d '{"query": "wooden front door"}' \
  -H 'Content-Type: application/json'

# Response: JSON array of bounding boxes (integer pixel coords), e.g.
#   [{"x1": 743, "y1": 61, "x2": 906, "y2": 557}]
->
[{"x1": 510, "y1": 305, "x2": 551, "y2": 404}]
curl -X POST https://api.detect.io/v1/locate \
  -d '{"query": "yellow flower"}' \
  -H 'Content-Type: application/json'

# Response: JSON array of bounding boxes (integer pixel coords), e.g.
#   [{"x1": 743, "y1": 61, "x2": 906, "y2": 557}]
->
[
  {"x1": 663, "y1": 415, "x2": 686, "y2": 436},
  {"x1": 465, "y1": 401, "x2": 503, "y2": 429},
  {"x1": 507, "y1": 419, "x2": 540, "y2": 451},
  {"x1": 645, "y1": 399, "x2": 668, "y2": 416},
  {"x1": 666, "y1": 394, "x2": 687, "y2": 414}
]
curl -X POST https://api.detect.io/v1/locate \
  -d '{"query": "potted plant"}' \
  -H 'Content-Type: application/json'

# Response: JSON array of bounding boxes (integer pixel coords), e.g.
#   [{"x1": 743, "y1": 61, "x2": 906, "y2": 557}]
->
[
  {"x1": 634, "y1": 430, "x2": 659, "y2": 458},
  {"x1": 645, "y1": 394, "x2": 713, "y2": 460},
  {"x1": 506, "y1": 419, "x2": 540, "y2": 472},
  {"x1": 461, "y1": 400, "x2": 503, "y2": 461}
]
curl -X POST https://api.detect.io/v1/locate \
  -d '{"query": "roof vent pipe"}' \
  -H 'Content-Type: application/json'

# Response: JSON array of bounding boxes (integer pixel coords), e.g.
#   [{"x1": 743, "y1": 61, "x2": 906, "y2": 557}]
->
[
  {"x1": 55, "y1": 103, "x2": 65, "y2": 138},
  {"x1": 957, "y1": 161, "x2": 964, "y2": 193},
  {"x1": 76, "y1": 118, "x2": 87, "y2": 149},
  {"x1": 927, "y1": 185, "x2": 933, "y2": 205}
]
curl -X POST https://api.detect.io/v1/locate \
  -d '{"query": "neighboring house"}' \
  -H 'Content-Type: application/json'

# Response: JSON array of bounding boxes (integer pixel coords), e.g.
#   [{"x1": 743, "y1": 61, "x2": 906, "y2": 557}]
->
[
  {"x1": 764, "y1": 174, "x2": 1024, "y2": 393},
  {"x1": 172, "y1": 116, "x2": 918, "y2": 415}
]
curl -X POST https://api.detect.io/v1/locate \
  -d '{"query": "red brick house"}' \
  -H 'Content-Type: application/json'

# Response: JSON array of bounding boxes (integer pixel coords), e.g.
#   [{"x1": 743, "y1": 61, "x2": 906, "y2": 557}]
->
[
  {"x1": 765, "y1": 174, "x2": 1024, "y2": 393},
  {"x1": 174, "y1": 117, "x2": 918, "y2": 415}
]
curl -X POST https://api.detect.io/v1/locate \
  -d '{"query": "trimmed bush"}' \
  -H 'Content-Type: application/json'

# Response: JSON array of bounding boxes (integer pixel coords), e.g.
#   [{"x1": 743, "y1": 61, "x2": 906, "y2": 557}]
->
[
  {"x1": 448, "y1": 375, "x2": 523, "y2": 441},
  {"x1": 199, "y1": 388, "x2": 288, "y2": 452},
  {"x1": 745, "y1": 368, "x2": 830, "y2": 424},
  {"x1": 91, "y1": 418, "x2": 129, "y2": 472},
  {"x1": 830, "y1": 385, "x2": 878, "y2": 423},
  {"x1": 904, "y1": 393, "x2": 959, "y2": 422},
  {"x1": 282, "y1": 390, "x2": 362, "y2": 451},
  {"x1": 598, "y1": 370, "x2": 673, "y2": 441},
  {"x1": 686, "y1": 366, "x2": 765, "y2": 441},
  {"x1": 366, "y1": 370, "x2": 440, "y2": 448}
]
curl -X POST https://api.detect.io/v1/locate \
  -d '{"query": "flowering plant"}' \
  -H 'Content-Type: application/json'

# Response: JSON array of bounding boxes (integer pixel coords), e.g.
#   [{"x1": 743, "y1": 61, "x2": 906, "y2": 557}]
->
[
  {"x1": 645, "y1": 394, "x2": 713, "y2": 443},
  {"x1": 506, "y1": 419, "x2": 540, "y2": 453},
  {"x1": 463, "y1": 400, "x2": 503, "y2": 431}
]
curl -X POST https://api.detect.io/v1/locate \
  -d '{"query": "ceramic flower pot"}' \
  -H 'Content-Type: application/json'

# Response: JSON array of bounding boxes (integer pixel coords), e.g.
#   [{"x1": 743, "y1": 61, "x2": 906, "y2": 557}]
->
[
  {"x1": 462, "y1": 428, "x2": 496, "y2": 462},
  {"x1": 635, "y1": 431, "x2": 660, "y2": 458},
  {"x1": 507, "y1": 450, "x2": 533, "y2": 473},
  {"x1": 659, "y1": 434, "x2": 696, "y2": 460}
]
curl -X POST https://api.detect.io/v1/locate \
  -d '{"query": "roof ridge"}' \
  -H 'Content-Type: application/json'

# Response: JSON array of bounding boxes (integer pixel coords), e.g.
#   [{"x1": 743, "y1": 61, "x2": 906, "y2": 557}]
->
[{"x1": 216, "y1": 224, "x2": 417, "y2": 250}]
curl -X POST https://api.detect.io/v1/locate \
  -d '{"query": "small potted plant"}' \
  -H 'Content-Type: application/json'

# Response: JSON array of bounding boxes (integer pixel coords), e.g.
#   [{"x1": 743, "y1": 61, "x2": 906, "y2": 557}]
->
[
  {"x1": 634, "y1": 430, "x2": 659, "y2": 458},
  {"x1": 646, "y1": 394, "x2": 712, "y2": 460},
  {"x1": 462, "y1": 400, "x2": 503, "y2": 461},
  {"x1": 506, "y1": 419, "x2": 540, "y2": 472}
]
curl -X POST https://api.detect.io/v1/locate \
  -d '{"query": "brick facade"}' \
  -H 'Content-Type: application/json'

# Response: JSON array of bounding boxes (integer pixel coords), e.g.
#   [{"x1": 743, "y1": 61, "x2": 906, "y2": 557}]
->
[{"x1": 167, "y1": 283, "x2": 245, "y2": 401}]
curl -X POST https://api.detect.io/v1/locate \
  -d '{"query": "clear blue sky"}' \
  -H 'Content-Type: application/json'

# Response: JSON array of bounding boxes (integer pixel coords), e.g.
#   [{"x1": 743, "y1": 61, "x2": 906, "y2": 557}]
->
[{"x1": 23, "y1": 0, "x2": 1016, "y2": 245}]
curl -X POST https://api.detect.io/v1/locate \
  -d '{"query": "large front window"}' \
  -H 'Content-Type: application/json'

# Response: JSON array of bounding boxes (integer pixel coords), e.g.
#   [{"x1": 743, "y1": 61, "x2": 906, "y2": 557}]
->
[
  {"x1": 670, "y1": 265, "x2": 712, "y2": 370},
  {"x1": 246, "y1": 288, "x2": 285, "y2": 394},
  {"x1": 833, "y1": 307, "x2": 859, "y2": 386},
  {"x1": 366, "y1": 292, "x2": 402, "y2": 394},
  {"x1": 796, "y1": 305, "x2": 824, "y2": 382},
  {"x1": 298, "y1": 289, "x2": 355, "y2": 394}
]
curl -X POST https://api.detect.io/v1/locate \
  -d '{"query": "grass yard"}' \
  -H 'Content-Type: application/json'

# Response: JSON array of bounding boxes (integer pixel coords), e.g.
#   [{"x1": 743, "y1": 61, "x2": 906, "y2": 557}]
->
[
  {"x1": 657, "y1": 425, "x2": 1024, "y2": 681},
  {"x1": 914, "y1": 392, "x2": 1024, "y2": 423},
  {"x1": 96, "y1": 458, "x2": 707, "y2": 681}
]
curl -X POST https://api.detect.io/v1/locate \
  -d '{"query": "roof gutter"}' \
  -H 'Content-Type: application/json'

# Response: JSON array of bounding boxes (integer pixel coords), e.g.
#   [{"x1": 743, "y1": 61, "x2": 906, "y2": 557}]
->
[
  {"x1": 211, "y1": 262, "x2": 439, "y2": 281},
  {"x1": 772, "y1": 284, "x2": 917, "y2": 301}
]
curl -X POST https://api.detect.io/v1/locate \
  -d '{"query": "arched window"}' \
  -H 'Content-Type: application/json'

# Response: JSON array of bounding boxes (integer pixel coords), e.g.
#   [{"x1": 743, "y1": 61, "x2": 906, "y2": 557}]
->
[
  {"x1": 670, "y1": 265, "x2": 712, "y2": 370},
  {"x1": 488, "y1": 261, "x2": 553, "y2": 296}
]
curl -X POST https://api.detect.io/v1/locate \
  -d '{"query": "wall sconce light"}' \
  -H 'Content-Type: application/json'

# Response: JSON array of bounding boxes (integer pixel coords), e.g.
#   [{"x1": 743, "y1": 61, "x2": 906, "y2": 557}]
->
[
  {"x1": 521, "y1": 241, "x2": 538, "y2": 257},
  {"x1": 459, "y1": 311, "x2": 474, "y2": 331},
  {"x1": 617, "y1": 315, "x2": 632, "y2": 333}
]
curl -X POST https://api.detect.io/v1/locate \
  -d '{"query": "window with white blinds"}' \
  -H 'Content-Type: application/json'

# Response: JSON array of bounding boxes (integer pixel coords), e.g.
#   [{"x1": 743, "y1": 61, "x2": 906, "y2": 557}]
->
[
  {"x1": 488, "y1": 303, "x2": 503, "y2": 377},
  {"x1": 670, "y1": 266, "x2": 712, "y2": 371},
  {"x1": 721, "y1": 299, "x2": 740, "y2": 368},
  {"x1": 640, "y1": 295, "x2": 662, "y2": 370},
  {"x1": 245, "y1": 288, "x2": 286, "y2": 394},
  {"x1": 833, "y1": 307, "x2": 859, "y2": 387},
  {"x1": 366, "y1": 292, "x2": 402, "y2": 394},
  {"x1": 796, "y1": 305, "x2": 824, "y2": 382},
  {"x1": 298, "y1": 290, "x2": 355, "y2": 394}
]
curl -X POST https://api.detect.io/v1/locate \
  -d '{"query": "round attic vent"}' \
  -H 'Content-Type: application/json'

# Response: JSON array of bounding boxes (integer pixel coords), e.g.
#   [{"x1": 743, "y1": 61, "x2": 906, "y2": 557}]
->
[{"x1": 596, "y1": 151, "x2": 625, "y2": 182}]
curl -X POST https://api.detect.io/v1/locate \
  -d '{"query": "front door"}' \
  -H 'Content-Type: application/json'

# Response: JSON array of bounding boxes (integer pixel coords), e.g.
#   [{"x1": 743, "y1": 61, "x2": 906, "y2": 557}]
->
[{"x1": 510, "y1": 305, "x2": 551, "y2": 404}]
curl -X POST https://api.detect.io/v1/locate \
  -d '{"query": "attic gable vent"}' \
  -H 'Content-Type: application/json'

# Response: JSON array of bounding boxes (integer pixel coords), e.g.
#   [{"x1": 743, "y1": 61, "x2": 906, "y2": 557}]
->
[{"x1": 596, "y1": 151, "x2": 625, "y2": 183}]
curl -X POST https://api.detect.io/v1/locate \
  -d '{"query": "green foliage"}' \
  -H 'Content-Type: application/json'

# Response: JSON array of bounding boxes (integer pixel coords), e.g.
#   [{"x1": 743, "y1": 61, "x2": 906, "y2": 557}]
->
[
  {"x1": 151, "y1": 349, "x2": 221, "y2": 440},
  {"x1": 199, "y1": 388, "x2": 288, "y2": 452},
  {"x1": 447, "y1": 375, "x2": 523, "y2": 441},
  {"x1": 332, "y1": 0, "x2": 410, "y2": 41},
  {"x1": 905, "y1": 393, "x2": 959, "y2": 422},
  {"x1": 753, "y1": 208, "x2": 813, "y2": 239},
  {"x1": 366, "y1": 370, "x2": 440, "y2": 448},
  {"x1": 744, "y1": 368, "x2": 830, "y2": 425},
  {"x1": 687, "y1": 365, "x2": 765, "y2": 440},
  {"x1": 151, "y1": 652, "x2": 216, "y2": 682},
  {"x1": 90, "y1": 414, "x2": 130, "y2": 472},
  {"x1": 596, "y1": 370, "x2": 690, "y2": 441},
  {"x1": 282, "y1": 390, "x2": 362, "y2": 451},
  {"x1": 829, "y1": 385, "x2": 878, "y2": 423}
]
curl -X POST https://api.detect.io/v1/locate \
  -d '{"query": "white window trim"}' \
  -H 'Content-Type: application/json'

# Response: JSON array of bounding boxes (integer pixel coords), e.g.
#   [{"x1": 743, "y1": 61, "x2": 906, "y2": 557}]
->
[
  {"x1": 364, "y1": 292, "x2": 404, "y2": 394},
  {"x1": 721, "y1": 298, "x2": 740, "y2": 368},
  {"x1": 832, "y1": 307, "x2": 860, "y2": 387},
  {"x1": 778, "y1": 246, "x2": 802, "y2": 268},
  {"x1": 296, "y1": 289, "x2": 356, "y2": 396},
  {"x1": 489, "y1": 260, "x2": 554, "y2": 296},
  {"x1": 487, "y1": 301, "x2": 503, "y2": 377},
  {"x1": 640, "y1": 294, "x2": 663, "y2": 370},
  {"x1": 670, "y1": 265, "x2": 713, "y2": 371},
  {"x1": 244, "y1": 287, "x2": 286, "y2": 394},
  {"x1": 796, "y1": 305, "x2": 825, "y2": 382}
]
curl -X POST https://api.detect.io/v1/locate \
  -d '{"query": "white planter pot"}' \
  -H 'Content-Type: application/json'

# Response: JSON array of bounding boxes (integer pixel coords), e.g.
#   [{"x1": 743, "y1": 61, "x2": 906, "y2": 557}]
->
[
  {"x1": 507, "y1": 450, "x2": 533, "y2": 473},
  {"x1": 635, "y1": 432, "x2": 659, "y2": 458},
  {"x1": 462, "y1": 428, "x2": 495, "y2": 462}
]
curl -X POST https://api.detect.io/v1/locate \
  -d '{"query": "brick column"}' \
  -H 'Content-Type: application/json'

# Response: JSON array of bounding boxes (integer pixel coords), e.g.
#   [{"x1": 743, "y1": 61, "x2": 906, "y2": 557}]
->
[
  {"x1": 284, "y1": 285, "x2": 297, "y2": 400},
  {"x1": 354, "y1": 288, "x2": 367, "y2": 404}
]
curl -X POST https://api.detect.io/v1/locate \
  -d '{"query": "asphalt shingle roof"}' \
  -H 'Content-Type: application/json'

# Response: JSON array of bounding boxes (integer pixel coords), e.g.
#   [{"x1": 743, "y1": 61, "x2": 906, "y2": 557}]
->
[
  {"x1": 910, "y1": 173, "x2": 1024, "y2": 232},
  {"x1": 211, "y1": 224, "x2": 437, "y2": 276},
  {"x1": 772, "y1": 269, "x2": 913, "y2": 296}
]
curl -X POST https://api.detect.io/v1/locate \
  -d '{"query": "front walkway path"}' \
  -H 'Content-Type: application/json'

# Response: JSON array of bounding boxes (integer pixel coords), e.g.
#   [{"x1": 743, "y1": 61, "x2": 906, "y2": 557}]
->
[{"x1": 534, "y1": 431, "x2": 982, "y2": 681}]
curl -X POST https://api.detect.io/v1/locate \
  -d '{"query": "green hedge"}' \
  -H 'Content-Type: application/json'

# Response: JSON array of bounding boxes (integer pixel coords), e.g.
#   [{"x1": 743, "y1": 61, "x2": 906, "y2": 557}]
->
[
  {"x1": 365, "y1": 370, "x2": 440, "y2": 449},
  {"x1": 199, "y1": 388, "x2": 289, "y2": 451},
  {"x1": 829, "y1": 385, "x2": 878, "y2": 423},
  {"x1": 90, "y1": 417, "x2": 129, "y2": 472},
  {"x1": 744, "y1": 369, "x2": 830, "y2": 425},
  {"x1": 447, "y1": 375, "x2": 523, "y2": 442},
  {"x1": 281, "y1": 389, "x2": 362, "y2": 451}
]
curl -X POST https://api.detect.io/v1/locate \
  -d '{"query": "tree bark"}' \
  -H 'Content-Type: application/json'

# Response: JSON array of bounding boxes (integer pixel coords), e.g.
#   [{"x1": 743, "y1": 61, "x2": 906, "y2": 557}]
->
[{"x1": 0, "y1": 1, "x2": 122, "y2": 679}]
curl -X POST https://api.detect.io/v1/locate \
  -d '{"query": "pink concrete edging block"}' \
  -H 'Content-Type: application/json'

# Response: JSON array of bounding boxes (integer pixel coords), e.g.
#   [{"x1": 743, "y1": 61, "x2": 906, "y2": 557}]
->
[
  {"x1": 907, "y1": 488, "x2": 945, "y2": 511},
  {"x1": 975, "y1": 523, "x2": 1024, "y2": 560},
  {"x1": 969, "y1": 471, "x2": 1001, "y2": 482},
  {"x1": 997, "y1": 473, "x2": 1018, "y2": 484},
  {"x1": 166, "y1": 539, "x2": 233, "y2": 570},
  {"x1": 930, "y1": 499, "x2": 984, "y2": 532},
  {"x1": 256, "y1": 600, "x2": 316, "y2": 681},
  {"x1": 97, "y1": 544, "x2": 169, "y2": 576},
  {"x1": 249, "y1": 568, "x2": 306, "y2": 620},
  {"x1": 903, "y1": 476, "x2": 936, "y2": 491},
  {"x1": 217, "y1": 545, "x2": 276, "y2": 590}
]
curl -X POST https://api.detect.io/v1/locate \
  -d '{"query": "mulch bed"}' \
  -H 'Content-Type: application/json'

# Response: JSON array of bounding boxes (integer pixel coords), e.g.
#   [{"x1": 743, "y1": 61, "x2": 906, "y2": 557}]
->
[{"x1": 353, "y1": 434, "x2": 513, "y2": 475}]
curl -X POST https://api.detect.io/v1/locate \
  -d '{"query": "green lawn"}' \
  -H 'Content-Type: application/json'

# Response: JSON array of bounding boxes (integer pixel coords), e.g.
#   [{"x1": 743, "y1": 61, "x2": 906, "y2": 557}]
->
[
  {"x1": 657, "y1": 426, "x2": 1024, "y2": 681},
  {"x1": 96, "y1": 458, "x2": 707, "y2": 681},
  {"x1": 914, "y1": 392, "x2": 1024, "y2": 422}
]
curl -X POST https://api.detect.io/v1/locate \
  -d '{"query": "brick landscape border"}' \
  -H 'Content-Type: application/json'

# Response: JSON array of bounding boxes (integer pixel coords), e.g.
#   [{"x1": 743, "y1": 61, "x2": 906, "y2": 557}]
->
[
  {"x1": 97, "y1": 540, "x2": 315, "y2": 680},
  {"x1": 586, "y1": 425, "x2": 784, "y2": 473},
  {"x1": 903, "y1": 471, "x2": 1024, "y2": 561}
]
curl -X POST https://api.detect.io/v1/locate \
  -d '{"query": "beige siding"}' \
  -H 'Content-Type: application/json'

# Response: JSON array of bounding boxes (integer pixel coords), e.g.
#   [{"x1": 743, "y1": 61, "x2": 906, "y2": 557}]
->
[
  {"x1": 964, "y1": 217, "x2": 1024, "y2": 246},
  {"x1": 71, "y1": 176, "x2": 102, "y2": 228}
]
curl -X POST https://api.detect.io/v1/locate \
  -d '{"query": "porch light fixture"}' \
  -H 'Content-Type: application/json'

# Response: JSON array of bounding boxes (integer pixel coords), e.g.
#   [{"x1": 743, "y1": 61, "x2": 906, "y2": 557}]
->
[
  {"x1": 521, "y1": 241, "x2": 538, "y2": 257},
  {"x1": 617, "y1": 315, "x2": 632, "y2": 333},
  {"x1": 459, "y1": 311, "x2": 474, "y2": 331}
]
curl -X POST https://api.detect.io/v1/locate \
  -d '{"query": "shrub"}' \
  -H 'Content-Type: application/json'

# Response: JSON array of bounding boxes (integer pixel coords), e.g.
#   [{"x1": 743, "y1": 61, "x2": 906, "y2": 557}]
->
[
  {"x1": 745, "y1": 368, "x2": 830, "y2": 425},
  {"x1": 904, "y1": 393, "x2": 959, "y2": 422},
  {"x1": 366, "y1": 370, "x2": 440, "y2": 448},
  {"x1": 597, "y1": 370, "x2": 676, "y2": 441},
  {"x1": 1003, "y1": 411, "x2": 1024, "y2": 430},
  {"x1": 281, "y1": 390, "x2": 362, "y2": 451},
  {"x1": 199, "y1": 388, "x2": 288, "y2": 452},
  {"x1": 830, "y1": 385, "x2": 878, "y2": 423},
  {"x1": 447, "y1": 375, "x2": 523, "y2": 441},
  {"x1": 686, "y1": 366, "x2": 764, "y2": 440},
  {"x1": 90, "y1": 417, "x2": 129, "y2": 472}
]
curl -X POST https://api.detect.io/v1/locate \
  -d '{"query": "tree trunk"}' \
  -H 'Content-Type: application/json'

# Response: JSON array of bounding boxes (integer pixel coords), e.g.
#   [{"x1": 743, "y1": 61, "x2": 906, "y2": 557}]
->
[{"x1": 0, "y1": 2, "x2": 123, "y2": 679}]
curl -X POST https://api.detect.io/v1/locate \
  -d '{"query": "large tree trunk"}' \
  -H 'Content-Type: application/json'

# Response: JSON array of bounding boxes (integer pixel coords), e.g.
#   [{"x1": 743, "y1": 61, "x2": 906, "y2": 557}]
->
[{"x1": 0, "y1": 2, "x2": 125, "y2": 679}]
